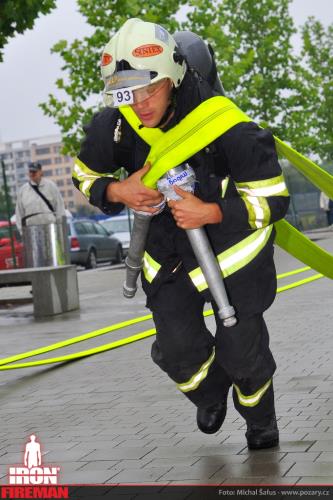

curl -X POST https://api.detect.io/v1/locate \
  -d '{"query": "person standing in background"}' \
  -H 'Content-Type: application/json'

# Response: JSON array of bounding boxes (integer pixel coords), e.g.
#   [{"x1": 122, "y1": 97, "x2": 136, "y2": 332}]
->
[{"x1": 15, "y1": 162, "x2": 66, "y2": 234}]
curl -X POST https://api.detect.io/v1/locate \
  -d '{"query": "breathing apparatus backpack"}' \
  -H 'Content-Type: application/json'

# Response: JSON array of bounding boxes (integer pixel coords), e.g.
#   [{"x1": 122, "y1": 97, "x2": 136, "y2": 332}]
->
[{"x1": 174, "y1": 30, "x2": 225, "y2": 96}]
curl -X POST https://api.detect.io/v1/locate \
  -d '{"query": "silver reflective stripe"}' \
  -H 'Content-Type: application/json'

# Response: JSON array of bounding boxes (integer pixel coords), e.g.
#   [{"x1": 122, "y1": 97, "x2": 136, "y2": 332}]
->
[
  {"x1": 233, "y1": 379, "x2": 272, "y2": 407},
  {"x1": 189, "y1": 225, "x2": 273, "y2": 292},
  {"x1": 177, "y1": 348, "x2": 215, "y2": 393},
  {"x1": 143, "y1": 251, "x2": 161, "y2": 283}
]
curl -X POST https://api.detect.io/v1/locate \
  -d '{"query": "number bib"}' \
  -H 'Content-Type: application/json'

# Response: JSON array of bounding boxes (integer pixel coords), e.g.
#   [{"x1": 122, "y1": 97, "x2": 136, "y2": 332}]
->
[{"x1": 111, "y1": 88, "x2": 134, "y2": 107}]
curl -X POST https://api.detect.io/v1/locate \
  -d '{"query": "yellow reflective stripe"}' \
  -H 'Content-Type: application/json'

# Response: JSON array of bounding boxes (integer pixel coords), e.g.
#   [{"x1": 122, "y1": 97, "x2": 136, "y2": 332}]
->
[
  {"x1": 221, "y1": 177, "x2": 230, "y2": 198},
  {"x1": 143, "y1": 251, "x2": 161, "y2": 283},
  {"x1": 74, "y1": 158, "x2": 118, "y2": 198},
  {"x1": 236, "y1": 175, "x2": 289, "y2": 197},
  {"x1": 189, "y1": 267, "x2": 208, "y2": 292},
  {"x1": 236, "y1": 176, "x2": 287, "y2": 227},
  {"x1": 233, "y1": 379, "x2": 272, "y2": 407},
  {"x1": 218, "y1": 224, "x2": 273, "y2": 276},
  {"x1": 177, "y1": 348, "x2": 215, "y2": 393},
  {"x1": 189, "y1": 225, "x2": 273, "y2": 291},
  {"x1": 242, "y1": 196, "x2": 271, "y2": 229}
]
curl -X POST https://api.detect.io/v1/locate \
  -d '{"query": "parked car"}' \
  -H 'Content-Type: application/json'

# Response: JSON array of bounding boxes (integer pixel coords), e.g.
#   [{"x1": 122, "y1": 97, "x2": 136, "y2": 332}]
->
[
  {"x1": 100, "y1": 213, "x2": 134, "y2": 256},
  {"x1": 0, "y1": 221, "x2": 24, "y2": 270},
  {"x1": 68, "y1": 218, "x2": 123, "y2": 269}
]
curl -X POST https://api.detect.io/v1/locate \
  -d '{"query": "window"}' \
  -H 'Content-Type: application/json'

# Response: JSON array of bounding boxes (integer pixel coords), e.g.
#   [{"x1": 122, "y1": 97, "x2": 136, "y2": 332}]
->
[
  {"x1": 94, "y1": 223, "x2": 108, "y2": 236},
  {"x1": 66, "y1": 178, "x2": 72, "y2": 185},
  {"x1": 56, "y1": 179, "x2": 64, "y2": 187},
  {"x1": 66, "y1": 167, "x2": 71, "y2": 174},
  {"x1": 103, "y1": 218, "x2": 132, "y2": 233},
  {"x1": 38, "y1": 158, "x2": 52, "y2": 166},
  {"x1": 43, "y1": 170, "x2": 52, "y2": 176},
  {"x1": 55, "y1": 167, "x2": 63, "y2": 175},
  {"x1": 54, "y1": 157, "x2": 62, "y2": 164},
  {"x1": 36, "y1": 147, "x2": 50, "y2": 155},
  {"x1": 68, "y1": 201, "x2": 74, "y2": 208},
  {"x1": 82, "y1": 222, "x2": 96, "y2": 234},
  {"x1": 67, "y1": 189, "x2": 73, "y2": 196},
  {"x1": 60, "y1": 190, "x2": 65, "y2": 197},
  {"x1": 74, "y1": 222, "x2": 87, "y2": 235}
]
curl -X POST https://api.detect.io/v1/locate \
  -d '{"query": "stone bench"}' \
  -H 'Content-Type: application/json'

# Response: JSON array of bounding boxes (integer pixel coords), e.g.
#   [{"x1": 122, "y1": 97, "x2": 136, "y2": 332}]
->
[{"x1": 0, "y1": 265, "x2": 80, "y2": 318}]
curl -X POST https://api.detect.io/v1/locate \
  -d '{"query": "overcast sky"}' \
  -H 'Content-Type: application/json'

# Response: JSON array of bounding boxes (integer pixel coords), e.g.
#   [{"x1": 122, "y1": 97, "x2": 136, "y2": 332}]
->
[{"x1": 0, "y1": 0, "x2": 332, "y2": 144}]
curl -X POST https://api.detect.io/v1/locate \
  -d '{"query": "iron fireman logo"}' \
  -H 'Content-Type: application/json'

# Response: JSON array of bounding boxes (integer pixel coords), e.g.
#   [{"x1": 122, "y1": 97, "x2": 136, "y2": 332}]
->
[{"x1": 1, "y1": 435, "x2": 68, "y2": 499}]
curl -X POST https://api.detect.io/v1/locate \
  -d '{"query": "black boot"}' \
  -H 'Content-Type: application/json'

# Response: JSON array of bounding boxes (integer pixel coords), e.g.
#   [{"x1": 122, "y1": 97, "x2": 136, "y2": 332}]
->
[
  {"x1": 246, "y1": 415, "x2": 279, "y2": 450},
  {"x1": 197, "y1": 400, "x2": 227, "y2": 434}
]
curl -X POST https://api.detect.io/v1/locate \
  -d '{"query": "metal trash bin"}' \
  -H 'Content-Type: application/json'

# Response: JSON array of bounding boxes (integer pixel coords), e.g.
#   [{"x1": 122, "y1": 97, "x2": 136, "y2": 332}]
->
[{"x1": 22, "y1": 216, "x2": 70, "y2": 268}]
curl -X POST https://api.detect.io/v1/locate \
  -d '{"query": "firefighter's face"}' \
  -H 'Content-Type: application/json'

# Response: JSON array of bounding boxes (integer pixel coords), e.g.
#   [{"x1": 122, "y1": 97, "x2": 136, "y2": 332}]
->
[{"x1": 131, "y1": 78, "x2": 173, "y2": 128}]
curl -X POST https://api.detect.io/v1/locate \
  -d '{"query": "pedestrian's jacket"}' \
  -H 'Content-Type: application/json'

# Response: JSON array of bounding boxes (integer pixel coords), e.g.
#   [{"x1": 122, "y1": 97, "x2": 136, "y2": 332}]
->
[
  {"x1": 74, "y1": 72, "x2": 290, "y2": 317},
  {"x1": 15, "y1": 178, "x2": 66, "y2": 234}
]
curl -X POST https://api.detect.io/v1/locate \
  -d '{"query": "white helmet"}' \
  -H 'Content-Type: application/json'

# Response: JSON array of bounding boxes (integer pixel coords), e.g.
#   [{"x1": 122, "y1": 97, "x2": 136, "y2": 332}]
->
[{"x1": 101, "y1": 18, "x2": 187, "y2": 106}]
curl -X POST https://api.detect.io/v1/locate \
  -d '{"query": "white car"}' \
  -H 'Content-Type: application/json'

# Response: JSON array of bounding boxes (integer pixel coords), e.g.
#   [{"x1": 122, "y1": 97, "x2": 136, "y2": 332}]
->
[{"x1": 100, "y1": 214, "x2": 134, "y2": 256}]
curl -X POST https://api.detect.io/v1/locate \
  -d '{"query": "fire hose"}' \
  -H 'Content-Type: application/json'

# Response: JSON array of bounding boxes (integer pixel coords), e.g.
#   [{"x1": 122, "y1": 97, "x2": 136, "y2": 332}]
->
[{"x1": 123, "y1": 163, "x2": 237, "y2": 327}]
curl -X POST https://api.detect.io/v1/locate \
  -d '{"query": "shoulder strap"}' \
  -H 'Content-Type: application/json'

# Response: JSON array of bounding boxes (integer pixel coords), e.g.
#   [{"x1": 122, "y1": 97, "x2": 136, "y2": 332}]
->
[
  {"x1": 30, "y1": 183, "x2": 55, "y2": 213},
  {"x1": 120, "y1": 96, "x2": 249, "y2": 188},
  {"x1": 121, "y1": 97, "x2": 333, "y2": 200},
  {"x1": 120, "y1": 96, "x2": 333, "y2": 280}
]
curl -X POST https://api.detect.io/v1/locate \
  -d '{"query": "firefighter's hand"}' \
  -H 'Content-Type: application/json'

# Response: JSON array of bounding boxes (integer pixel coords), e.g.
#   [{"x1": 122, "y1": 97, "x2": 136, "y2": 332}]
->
[
  {"x1": 106, "y1": 163, "x2": 164, "y2": 214},
  {"x1": 168, "y1": 186, "x2": 223, "y2": 229}
]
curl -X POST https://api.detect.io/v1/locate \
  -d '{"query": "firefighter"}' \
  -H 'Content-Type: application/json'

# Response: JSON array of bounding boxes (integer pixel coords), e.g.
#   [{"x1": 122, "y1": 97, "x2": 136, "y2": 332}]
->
[{"x1": 73, "y1": 18, "x2": 290, "y2": 449}]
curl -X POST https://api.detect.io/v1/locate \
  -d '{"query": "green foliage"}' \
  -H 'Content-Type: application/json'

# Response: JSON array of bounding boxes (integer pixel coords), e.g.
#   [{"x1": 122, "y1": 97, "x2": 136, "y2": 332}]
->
[
  {"x1": 292, "y1": 18, "x2": 333, "y2": 161},
  {"x1": 182, "y1": 0, "x2": 297, "y2": 137},
  {"x1": 40, "y1": 0, "x2": 333, "y2": 163},
  {"x1": 0, "y1": 0, "x2": 56, "y2": 62}
]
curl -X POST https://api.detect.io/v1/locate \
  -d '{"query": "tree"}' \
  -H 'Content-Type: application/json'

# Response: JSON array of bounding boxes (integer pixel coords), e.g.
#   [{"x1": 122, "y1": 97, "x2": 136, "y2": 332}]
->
[
  {"x1": 0, "y1": 0, "x2": 56, "y2": 62},
  {"x1": 182, "y1": 0, "x2": 297, "y2": 137},
  {"x1": 40, "y1": 0, "x2": 328, "y2": 161},
  {"x1": 287, "y1": 18, "x2": 333, "y2": 162}
]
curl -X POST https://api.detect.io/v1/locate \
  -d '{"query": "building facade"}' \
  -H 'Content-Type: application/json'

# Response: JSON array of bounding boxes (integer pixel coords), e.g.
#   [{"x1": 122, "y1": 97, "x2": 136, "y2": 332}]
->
[{"x1": 0, "y1": 135, "x2": 93, "y2": 215}]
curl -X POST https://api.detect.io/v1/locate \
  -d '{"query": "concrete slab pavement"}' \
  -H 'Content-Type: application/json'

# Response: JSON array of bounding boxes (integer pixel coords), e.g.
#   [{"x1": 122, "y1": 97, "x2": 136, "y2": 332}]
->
[{"x1": 0, "y1": 228, "x2": 332, "y2": 486}]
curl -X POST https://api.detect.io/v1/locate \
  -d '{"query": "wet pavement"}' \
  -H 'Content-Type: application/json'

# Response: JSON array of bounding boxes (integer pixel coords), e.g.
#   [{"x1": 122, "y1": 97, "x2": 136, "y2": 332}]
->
[{"x1": 0, "y1": 228, "x2": 332, "y2": 486}]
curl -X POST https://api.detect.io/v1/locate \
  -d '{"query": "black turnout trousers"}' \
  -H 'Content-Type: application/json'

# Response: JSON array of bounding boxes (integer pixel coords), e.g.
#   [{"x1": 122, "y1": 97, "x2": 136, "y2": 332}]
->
[{"x1": 148, "y1": 265, "x2": 276, "y2": 423}]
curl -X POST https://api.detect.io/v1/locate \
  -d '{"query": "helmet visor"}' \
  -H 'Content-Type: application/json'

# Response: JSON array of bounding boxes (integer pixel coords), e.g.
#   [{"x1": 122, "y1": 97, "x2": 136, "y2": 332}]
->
[
  {"x1": 104, "y1": 71, "x2": 169, "y2": 107},
  {"x1": 104, "y1": 70, "x2": 152, "y2": 92}
]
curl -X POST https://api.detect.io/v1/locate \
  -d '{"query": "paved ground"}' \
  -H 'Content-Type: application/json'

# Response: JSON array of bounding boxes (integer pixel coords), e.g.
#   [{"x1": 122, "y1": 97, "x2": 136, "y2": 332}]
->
[{"x1": 0, "y1": 228, "x2": 332, "y2": 486}]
